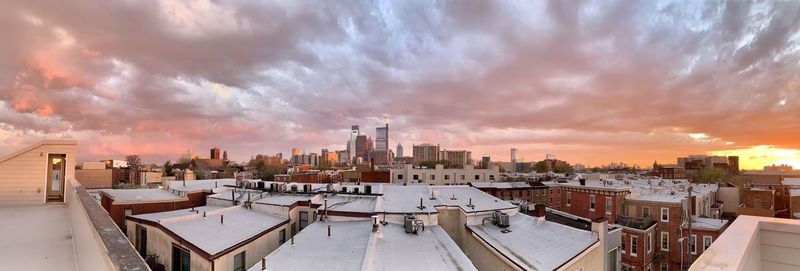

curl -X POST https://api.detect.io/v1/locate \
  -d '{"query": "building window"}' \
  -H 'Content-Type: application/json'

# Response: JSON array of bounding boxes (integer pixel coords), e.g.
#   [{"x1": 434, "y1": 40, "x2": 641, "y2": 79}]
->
[
  {"x1": 489, "y1": 175, "x2": 495, "y2": 181},
  {"x1": 647, "y1": 233, "x2": 653, "y2": 253},
  {"x1": 398, "y1": 174, "x2": 404, "y2": 180},
  {"x1": 430, "y1": 175, "x2": 436, "y2": 180},
  {"x1": 474, "y1": 174, "x2": 480, "y2": 180},
  {"x1": 279, "y1": 229, "x2": 286, "y2": 245},
  {"x1": 661, "y1": 231, "x2": 669, "y2": 251},
  {"x1": 703, "y1": 236, "x2": 712, "y2": 252},
  {"x1": 642, "y1": 206, "x2": 650, "y2": 218},
  {"x1": 445, "y1": 175, "x2": 450, "y2": 180},
  {"x1": 413, "y1": 174, "x2": 419, "y2": 180},
  {"x1": 660, "y1": 262, "x2": 668, "y2": 271},
  {"x1": 605, "y1": 197, "x2": 613, "y2": 214},
  {"x1": 631, "y1": 235, "x2": 638, "y2": 257},
  {"x1": 590, "y1": 195, "x2": 596, "y2": 211},
  {"x1": 661, "y1": 207, "x2": 669, "y2": 222},
  {"x1": 299, "y1": 211, "x2": 309, "y2": 230},
  {"x1": 172, "y1": 244, "x2": 190, "y2": 271},
  {"x1": 461, "y1": 175, "x2": 465, "y2": 180},
  {"x1": 566, "y1": 192, "x2": 572, "y2": 206},
  {"x1": 233, "y1": 251, "x2": 245, "y2": 271},
  {"x1": 621, "y1": 234, "x2": 626, "y2": 254},
  {"x1": 690, "y1": 234, "x2": 697, "y2": 255}
]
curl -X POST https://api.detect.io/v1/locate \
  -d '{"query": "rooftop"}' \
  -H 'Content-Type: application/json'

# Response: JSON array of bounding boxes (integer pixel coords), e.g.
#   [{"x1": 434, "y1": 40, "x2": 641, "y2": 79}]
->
[
  {"x1": 249, "y1": 220, "x2": 477, "y2": 271},
  {"x1": 468, "y1": 213, "x2": 597, "y2": 270},
  {"x1": 686, "y1": 216, "x2": 729, "y2": 231},
  {"x1": 471, "y1": 181, "x2": 532, "y2": 189},
  {"x1": 100, "y1": 188, "x2": 184, "y2": 203},
  {"x1": 166, "y1": 178, "x2": 237, "y2": 193},
  {"x1": 129, "y1": 205, "x2": 287, "y2": 257},
  {"x1": 690, "y1": 215, "x2": 800, "y2": 270},
  {"x1": 0, "y1": 206, "x2": 78, "y2": 270}
]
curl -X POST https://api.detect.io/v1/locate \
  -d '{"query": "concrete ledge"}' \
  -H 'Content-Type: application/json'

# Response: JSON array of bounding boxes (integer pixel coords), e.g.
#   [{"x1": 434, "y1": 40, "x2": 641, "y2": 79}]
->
[{"x1": 72, "y1": 179, "x2": 150, "y2": 270}]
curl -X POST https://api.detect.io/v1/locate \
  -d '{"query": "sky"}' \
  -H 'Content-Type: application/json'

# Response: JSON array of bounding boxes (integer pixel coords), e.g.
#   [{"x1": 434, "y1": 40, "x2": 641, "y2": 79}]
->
[{"x1": 0, "y1": 0, "x2": 799, "y2": 169}]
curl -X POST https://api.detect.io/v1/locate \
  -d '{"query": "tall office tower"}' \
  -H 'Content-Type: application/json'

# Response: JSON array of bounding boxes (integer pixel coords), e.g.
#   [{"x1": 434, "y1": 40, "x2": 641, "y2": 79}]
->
[
  {"x1": 210, "y1": 147, "x2": 221, "y2": 160},
  {"x1": 355, "y1": 135, "x2": 368, "y2": 164},
  {"x1": 348, "y1": 125, "x2": 360, "y2": 163},
  {"x1": 376, "y1": 123, "x2": 388, "y2": 151},
  {"x1": 413, "y1": 143, "x2": 440, "y2": 165},
  {"x1": 728, "y1": 156, "x2": 740, "y2": 175},
  {"x1": 510, "y1": 148, "x2": 518, "y2": 163},
  {"x1": 396, "y1": 143, "x2": 404, "y2": 158},
  {"x1": 292, "y1": 147, "x2": 301, "y2": 156}
]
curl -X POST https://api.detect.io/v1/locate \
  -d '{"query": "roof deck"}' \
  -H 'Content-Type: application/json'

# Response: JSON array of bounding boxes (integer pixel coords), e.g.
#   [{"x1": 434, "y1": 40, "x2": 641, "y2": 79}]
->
[
  {"x1": 690, "y1": 215, "x2": 800, "y2": 270},
  {"x1": 0, "y1": 205, "x2": 77, "y2": 270}
]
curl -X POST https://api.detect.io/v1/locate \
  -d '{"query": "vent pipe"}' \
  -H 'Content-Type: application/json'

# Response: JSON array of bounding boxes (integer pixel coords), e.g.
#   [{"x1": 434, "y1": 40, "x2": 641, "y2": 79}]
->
[
  {"x1": 328, "y1": 225, "x2": 331, "y2": 237},
  {"x1": 203, "y1": 212, "x2": 206, "y2": 218},
  {"x1": 261, "y1": 258, "x2": 266, "y2": 270},
  {"x1": 220, "y1": 215, "x2": 224, "y2": 224}
]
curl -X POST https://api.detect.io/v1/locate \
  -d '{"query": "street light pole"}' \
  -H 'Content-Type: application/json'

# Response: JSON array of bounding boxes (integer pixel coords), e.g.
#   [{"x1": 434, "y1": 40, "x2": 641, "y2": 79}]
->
[{"x1": 687, "y1": 186, "x2": 694, "y2": 267}]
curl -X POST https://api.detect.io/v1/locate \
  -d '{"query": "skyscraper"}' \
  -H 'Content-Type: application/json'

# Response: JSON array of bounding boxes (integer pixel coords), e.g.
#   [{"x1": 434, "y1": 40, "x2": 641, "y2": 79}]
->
[
  {"x1": 348, "y1": 125, "x2": 360, "y2": 163},
  {"x1": 376, "y1": 123, "x2": 388, "y2": 151},
  {"x1": 355, "y1": 135, "x2": 368, "y2": 164},
  {"x1": 291, "y1": 147, "x2": 301, "y2": 156},
  {"x1": 396, "y1": 143, "x2": 403, "y2": 158},
  {"x1": 510, "y1": 148, "x2": 518, "y2": 163}
]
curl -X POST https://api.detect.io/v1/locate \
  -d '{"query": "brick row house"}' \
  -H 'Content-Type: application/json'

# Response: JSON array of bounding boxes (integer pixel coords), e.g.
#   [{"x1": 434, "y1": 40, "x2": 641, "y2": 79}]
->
[{"x1": 545, "y1": 177, "x2": 729, "y2": 271}]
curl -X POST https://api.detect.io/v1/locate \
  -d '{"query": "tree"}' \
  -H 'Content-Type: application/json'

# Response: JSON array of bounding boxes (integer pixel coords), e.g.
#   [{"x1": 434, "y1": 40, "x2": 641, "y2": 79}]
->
[
  {"x1": 534, "y1": 161, "x2": 548, "y2": 173},
  {"x1": 163, "y1": 160, "x2": 174, "y2": 176},
  {"x1": 126, "y1": 155, "x2": 142, "y2": 170},
  {"x1": 248, "y1": 158, "x2": 287, "y2": 181},
  {"x1": 553, "y1": 164, "x2": 573, "y2": 174},
  {"x1": 697, "y1": 166, "x2": 727, "y2": 184},
  {"x1": 418, "y1": 160, "x2": 451, "y2": 169}
]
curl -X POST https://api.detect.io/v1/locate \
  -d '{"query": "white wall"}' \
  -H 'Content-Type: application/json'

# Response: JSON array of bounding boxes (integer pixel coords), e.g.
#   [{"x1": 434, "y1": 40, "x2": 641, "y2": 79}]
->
[{"x1": 391, "y1": 164, "x2": 501, "y2": 185}]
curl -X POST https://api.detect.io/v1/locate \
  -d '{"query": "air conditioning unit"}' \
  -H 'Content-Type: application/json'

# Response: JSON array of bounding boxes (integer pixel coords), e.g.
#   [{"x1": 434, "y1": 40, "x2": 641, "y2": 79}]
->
[{"x1": 497, "y1": 213, "x2": 510, "y2": 228}]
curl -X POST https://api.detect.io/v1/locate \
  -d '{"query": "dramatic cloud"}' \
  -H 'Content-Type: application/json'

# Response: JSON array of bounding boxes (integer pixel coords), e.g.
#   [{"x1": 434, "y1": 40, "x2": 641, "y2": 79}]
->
[{"x1": 0, "y1": 0, "x2": 799, "y2": 168}]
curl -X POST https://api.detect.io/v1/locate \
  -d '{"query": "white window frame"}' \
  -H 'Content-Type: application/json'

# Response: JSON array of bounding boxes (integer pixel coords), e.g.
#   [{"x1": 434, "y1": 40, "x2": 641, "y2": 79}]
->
[
  {"x1": 661, "y1": 231, "x2": 669, "y2": 251},
  {"x1": 566, "y1": 192, "x2": 572, "y2": 207},
  {"x1": 690, "y1": 234, "x2": 697, "y2": 255},
  {"x1": 647, "y1": 232, "x2": 653, "y2": 253},
  {"x1": 631, "y1": 235, "x2": 638, "y2": 257},
  {"x1": 703, "y1": 235, "x2": 712, "y2": 252},
  {"x1": 661, "y1": 207, "x2": 669, "y2": 222},
  {"x1": 590, "y1": 195, "x2": 596, "y2": 211},
  {"x1": 660, "y1": 262, "x2": 668, "y2": 271}
]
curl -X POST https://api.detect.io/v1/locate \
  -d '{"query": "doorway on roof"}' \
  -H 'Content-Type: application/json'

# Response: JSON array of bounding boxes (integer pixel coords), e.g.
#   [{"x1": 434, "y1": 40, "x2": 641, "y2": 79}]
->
[{"x1": 45, "y1": 154, "x2": 66, "y2": 203}]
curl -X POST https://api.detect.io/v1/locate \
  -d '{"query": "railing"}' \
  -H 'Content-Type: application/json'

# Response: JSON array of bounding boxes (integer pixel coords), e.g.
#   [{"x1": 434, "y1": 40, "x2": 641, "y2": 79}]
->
[{"x1": 68, "y1": 178, "x2": 150, "y2": 271}]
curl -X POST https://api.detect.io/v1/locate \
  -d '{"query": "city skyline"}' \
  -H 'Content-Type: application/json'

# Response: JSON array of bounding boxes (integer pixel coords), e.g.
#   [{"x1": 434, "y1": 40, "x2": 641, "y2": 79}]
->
[{"x1": 1, "y1": 1, "x2": 799, "y2": 169}]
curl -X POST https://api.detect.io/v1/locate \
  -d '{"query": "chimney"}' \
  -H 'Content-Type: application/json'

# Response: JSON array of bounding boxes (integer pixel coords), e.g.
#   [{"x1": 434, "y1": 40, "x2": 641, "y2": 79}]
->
[
  {"x1": 579, "y1": 179, "x2": 586, "y2": 186},
  {"x1": 533, "y1": 204, "x2": 546, "y2": 218},
  {"x1": 591, "y1": 217, "x2": 609, "y2": 271}
]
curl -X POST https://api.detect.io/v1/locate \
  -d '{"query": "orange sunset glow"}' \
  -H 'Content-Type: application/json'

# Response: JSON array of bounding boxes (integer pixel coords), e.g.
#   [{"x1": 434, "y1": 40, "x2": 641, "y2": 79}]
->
[{"x1": 0, "y1": 0, "x2": 798, "y2": 169}]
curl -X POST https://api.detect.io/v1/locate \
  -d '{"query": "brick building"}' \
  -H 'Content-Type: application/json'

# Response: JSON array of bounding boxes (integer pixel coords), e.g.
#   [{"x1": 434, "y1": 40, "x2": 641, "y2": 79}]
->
[
  {"x1": 471, "y1": 181, "x2": 548, "y2": 205},
  {"x1": 546, "y1": 179, "x2": 631, "y2": 224}
]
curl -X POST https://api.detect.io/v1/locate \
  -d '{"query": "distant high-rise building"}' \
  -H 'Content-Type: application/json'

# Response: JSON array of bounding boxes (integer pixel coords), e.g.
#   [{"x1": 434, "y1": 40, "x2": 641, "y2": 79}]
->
[
  {"x1": 728, "y1": 156, "x2": 740, "y2": 175},
  {"x1": 355, "y1": 135, "x2": 368, "y2": 164},
  {"x1": 442, "y1": 150, "x2": 472, "y2": 167},
  {"x1": 376, "y1": 123, "x2": 388, "y2": 151},
  {"x1": 413, "y1": 143, "x2": 440, "y2": 165},
  {"x1": 396, "y1": 143, "x2": 403, "y2": 158},
  {"x1": 210, "y1": 147, "x2": 221, "y2": 160},
  {"x1": 222, "y1": 150, "x2": 228, "y2": 161},
  {"x1": 481, "y1": 155, "x2": 491, "y2": 169},
  {"x1": 510, "y1": 148, "x2": 518, "y2": 163},
  {"x1": 348, "y1": 125, "x2": 360, "y2": 163},
  {"x1": 291, "y1": 147, "x2": 301, "y2": 156}
]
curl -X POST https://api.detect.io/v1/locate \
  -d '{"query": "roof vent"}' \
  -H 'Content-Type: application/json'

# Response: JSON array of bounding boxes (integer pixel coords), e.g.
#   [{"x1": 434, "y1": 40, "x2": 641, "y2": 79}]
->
[{"x1": 404, "y1": 214, "x2": 424, "y2": 234}]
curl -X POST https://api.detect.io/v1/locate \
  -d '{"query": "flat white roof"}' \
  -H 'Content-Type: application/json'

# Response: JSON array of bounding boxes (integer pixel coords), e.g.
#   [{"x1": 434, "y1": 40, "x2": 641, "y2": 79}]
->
[
  {"x1": 130, "y1": 206, "x2": 287, "y2": 256},
  {"x1": 321, "y1": 195, "x2": 379, "y2": 213},
  {"x1": 249, "y1": 220, "x2": 477, "y2": 271},
  {"x1": 471, "y1": 181, "x2": 532, "y2": 189},
  {"x1": 468, "y1": 214, "x2": 597, "y2": 270},
  {"x1": 687, "y1": 216, "x2": 728, "y2": 231},
  {"x1": 167, "y1": 179, "x2": 237, "y2": 193},
  {"x1": 101, "y1": 189, "x2": 184, "y2": 203},
  {"x1": 433, "y1": 186, "x2": 517, "y2": 212}
]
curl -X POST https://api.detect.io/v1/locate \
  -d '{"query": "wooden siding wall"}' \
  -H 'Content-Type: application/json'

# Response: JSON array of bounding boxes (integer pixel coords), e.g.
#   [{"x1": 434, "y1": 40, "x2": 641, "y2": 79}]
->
[{"x1": 0, "y1": 141, "x2": 77, "y2": 206}]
